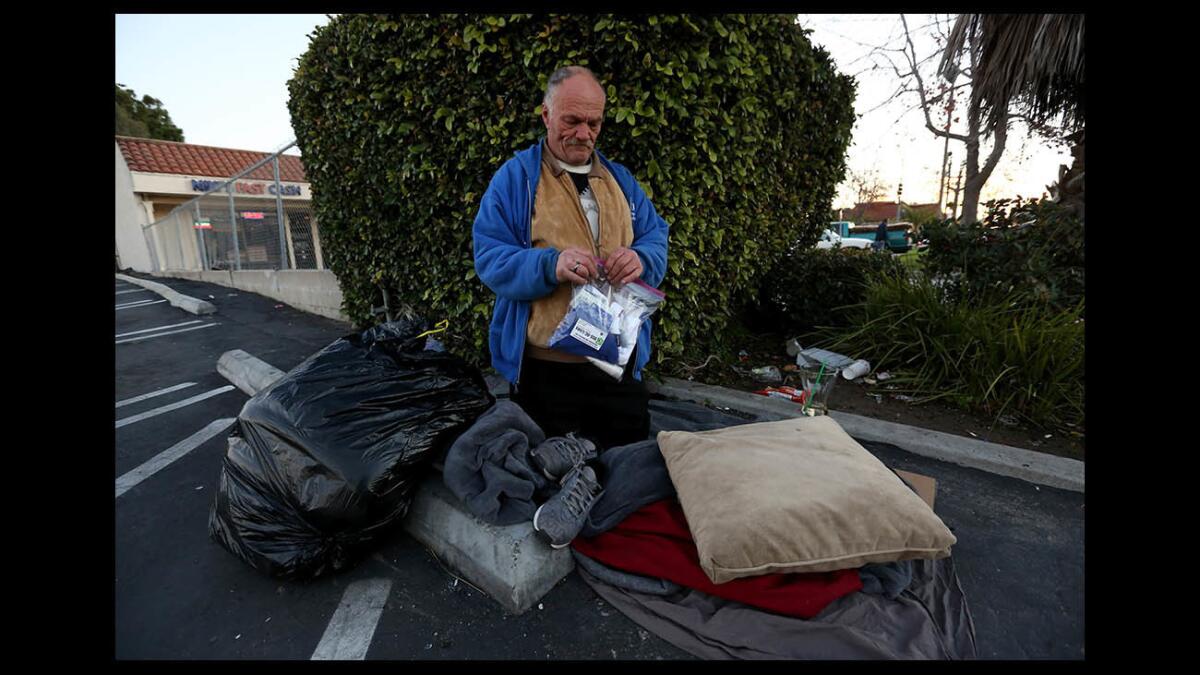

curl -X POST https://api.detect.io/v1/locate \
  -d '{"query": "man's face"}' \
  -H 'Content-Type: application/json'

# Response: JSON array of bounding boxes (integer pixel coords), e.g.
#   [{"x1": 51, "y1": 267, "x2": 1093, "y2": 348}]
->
[{"x1": 542, "y1": 75, "x2": 606, "y2": 165}]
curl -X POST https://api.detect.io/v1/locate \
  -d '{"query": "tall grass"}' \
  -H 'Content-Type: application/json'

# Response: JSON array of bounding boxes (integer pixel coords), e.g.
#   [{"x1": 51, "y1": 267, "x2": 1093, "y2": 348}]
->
[
  {"x1": 820, "y1": 274, "x2": 1084, "y2": 432},
  {"x1": 896, "y1": 248, "x2": 924, "y2": 274}
]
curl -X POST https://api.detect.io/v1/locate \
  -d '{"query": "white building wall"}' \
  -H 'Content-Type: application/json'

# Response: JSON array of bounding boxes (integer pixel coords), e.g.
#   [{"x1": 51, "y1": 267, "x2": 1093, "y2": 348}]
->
[{"x1": 115, "y1": 143, "x2": 154, "y2": 272}]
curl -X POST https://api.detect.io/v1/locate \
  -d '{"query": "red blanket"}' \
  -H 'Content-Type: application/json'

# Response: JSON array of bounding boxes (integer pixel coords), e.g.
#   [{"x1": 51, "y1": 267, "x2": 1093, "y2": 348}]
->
[{"x1": 572, "y1": 499, "x2": 863, "y2": 619}]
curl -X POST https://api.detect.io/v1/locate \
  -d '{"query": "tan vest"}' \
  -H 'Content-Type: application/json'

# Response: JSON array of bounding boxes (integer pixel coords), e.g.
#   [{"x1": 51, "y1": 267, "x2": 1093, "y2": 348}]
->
[{"x1": 526, "y1": 146, "x2": 634, "y2": 361}]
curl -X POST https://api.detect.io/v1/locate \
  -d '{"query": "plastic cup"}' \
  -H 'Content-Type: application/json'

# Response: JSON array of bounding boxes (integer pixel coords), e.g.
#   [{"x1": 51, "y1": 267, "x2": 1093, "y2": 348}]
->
[{"x1": 798, "y1": 363, "x2": 837, "y2": 415}]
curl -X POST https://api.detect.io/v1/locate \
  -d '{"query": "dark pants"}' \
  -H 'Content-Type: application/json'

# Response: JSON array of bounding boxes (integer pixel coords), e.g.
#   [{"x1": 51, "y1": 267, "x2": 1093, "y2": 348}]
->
[{"x1": 511, "y1": 349, "x2": 650, "y2": 451}]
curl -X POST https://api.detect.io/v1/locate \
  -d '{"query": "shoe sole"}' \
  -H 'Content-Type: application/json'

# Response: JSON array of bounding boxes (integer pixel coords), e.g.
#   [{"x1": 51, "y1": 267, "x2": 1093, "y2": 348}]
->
[{"x1": 532, "y1": 503, "x2": 572, "y2": 549}]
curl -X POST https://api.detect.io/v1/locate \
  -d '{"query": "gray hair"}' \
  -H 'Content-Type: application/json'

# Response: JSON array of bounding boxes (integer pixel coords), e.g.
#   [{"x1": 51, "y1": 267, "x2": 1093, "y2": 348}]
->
[{"x1": 542, "y1": 65, "x2": 605, "y2": 113}]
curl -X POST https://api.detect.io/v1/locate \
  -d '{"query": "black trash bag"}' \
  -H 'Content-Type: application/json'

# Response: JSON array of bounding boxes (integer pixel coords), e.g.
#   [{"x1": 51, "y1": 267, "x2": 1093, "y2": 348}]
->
[{"x1": 208, "y1": 318, "x2": 494, "y2": 579}]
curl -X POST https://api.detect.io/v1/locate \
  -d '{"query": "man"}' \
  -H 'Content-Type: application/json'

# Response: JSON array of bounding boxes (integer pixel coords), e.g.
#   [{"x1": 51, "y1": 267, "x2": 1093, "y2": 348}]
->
[
  {"x1": 873, "y1": 218, "x2": 889, "y2": 252},
  {"x1": 472, "y1": 66, "x2": 670, "y2": 547}
]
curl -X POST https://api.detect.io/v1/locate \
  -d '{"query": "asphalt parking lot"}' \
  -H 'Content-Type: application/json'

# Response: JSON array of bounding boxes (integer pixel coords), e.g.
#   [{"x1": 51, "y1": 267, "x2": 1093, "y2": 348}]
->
[
  {"x1": 114, "y1": 273, "x2": 692, "y2": 659},
  {"x1": 114, "y1": 272, "x2": 1084, "y2": 660}
]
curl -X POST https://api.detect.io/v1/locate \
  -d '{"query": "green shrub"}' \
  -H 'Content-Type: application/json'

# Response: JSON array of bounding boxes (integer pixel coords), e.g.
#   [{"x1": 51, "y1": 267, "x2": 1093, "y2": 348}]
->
[
  {"x1": 287, "y1": 14, "x2": 855, "y2": 367},
  {"x1": 907, "y1": 211, "x2": 943, "y2": 241},
  {"x1": 753, "y1": 246, "x2": 905, "y2": 336},
  {"x1": 895, "y1": 248, "x2": 925, "y2": 273},
  {"x1": 922, "y1": 197, "x2": 1084, "y2": 313},
  {"x1": 822, "y1": 273, "x2": 1084, "y2": 431}
]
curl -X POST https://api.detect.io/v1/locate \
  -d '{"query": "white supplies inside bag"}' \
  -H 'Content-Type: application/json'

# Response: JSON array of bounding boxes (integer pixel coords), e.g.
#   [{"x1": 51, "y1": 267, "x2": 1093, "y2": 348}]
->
[{"x1": 586, "y1": 279, "x2": 666, "y2": 379}]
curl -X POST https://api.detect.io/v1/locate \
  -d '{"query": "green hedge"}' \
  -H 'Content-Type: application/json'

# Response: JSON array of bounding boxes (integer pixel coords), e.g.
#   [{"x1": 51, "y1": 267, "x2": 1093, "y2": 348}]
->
[
  {"x1": 754, "y1": 246, "x2": 905, "y2": 336},
  {"x1": 921, "y1": 198, "x2": 1084, "y2": 313},
  {"x1": 288, "y1": 14, "x2": 855, "y2": 367}
]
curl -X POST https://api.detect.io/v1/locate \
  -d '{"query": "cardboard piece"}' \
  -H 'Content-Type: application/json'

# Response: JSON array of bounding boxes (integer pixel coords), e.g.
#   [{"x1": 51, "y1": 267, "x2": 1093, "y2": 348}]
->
[{"x1": 893, "y1": 469, "x2": 937, "y2": 511}]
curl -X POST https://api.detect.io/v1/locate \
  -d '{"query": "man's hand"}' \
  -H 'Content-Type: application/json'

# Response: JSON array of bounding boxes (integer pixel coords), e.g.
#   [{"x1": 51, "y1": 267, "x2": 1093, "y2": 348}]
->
[
  {"x1": 555, "y1": 248, "x2": 599, "y2": 285},
  {"x1": 605, "y1": 247, "x2": 644, "y2": 286}
]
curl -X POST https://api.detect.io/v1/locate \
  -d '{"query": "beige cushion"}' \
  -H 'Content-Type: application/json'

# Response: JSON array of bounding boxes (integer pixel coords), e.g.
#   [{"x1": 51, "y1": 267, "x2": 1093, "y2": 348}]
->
[{"x1": 657, "y1": 416, "x2": 956, "y2": 584}]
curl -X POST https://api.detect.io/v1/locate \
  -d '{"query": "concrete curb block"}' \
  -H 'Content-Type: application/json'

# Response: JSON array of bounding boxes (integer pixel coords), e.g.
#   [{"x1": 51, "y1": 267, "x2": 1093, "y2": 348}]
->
[
  {"x1": 404, "y1": 475, "x2": 574, "y2": 615},
  {"x1": 218, "y1": 350, "x2": 286, "y2": 397},
  {"x1": 116, "y1": 273, "x2": 216, "y2": 316},
  {"x1": 647, "y1": 376, "x2": 1084, "y2": 493},
  {"x1": 216, "y1": 349, "x2": 571, "y2": 614}
]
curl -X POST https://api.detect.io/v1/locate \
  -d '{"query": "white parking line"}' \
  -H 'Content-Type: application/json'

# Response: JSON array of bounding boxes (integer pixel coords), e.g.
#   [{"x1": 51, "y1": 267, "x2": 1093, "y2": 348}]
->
[
  {"x1": 115, "y1": 289, "x2": 151, "y2": 295},
  {"x1": 116, "y1": 323, "x2": 219, "y2": 344},
  {"x1": 116, "y1": 381, "x2": 197, "y2": 408},
  {"x1": 115, "y1": 385, "x2": 236, "y2": 429},
  {"x1": 116, "y1": 300, "x2": 168, "y2": 311},
  {"x1": 115, "y1": 417, "x2": 236, "y2": 498},
  {"x1": 311, "y1": 579, "x2": 393, "y2": 660},
  {"x1": 116, "y1": 298, "x2": 164, "y2": 309},
  {"x1": 116, "y1": 320, "x2": 203, "y2": 339}
]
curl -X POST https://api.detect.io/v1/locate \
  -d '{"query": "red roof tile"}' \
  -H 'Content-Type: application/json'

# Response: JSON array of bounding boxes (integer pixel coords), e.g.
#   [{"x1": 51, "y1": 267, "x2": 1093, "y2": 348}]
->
[{"x1": 116, "y1": 136, "x2": 307, "y2": 183}]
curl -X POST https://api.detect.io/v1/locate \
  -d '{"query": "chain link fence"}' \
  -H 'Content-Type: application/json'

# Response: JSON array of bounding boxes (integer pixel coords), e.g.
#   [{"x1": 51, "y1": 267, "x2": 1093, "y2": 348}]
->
[{"x1": 142, "y1": 141, "x2": 324, "y2": 272}]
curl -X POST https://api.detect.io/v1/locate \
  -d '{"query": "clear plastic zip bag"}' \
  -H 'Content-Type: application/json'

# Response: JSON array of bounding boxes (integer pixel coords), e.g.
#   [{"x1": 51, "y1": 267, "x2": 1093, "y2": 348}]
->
[
  {"x1": 547, "y1": 277, "x2": 623, "y2": 363},
  {"x1": 586, "y1": 279, "x2": 666, "y2": 379}
]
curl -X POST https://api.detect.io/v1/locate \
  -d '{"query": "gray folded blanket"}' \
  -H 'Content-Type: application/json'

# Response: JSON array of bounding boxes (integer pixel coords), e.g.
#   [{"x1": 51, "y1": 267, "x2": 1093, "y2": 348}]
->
[{"x1": 441, "y1": 400, "x2": 553, "y2": 526}]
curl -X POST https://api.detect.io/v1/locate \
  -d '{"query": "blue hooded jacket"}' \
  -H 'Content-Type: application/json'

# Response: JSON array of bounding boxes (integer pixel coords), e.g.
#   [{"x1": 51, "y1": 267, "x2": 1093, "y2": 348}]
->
[{"x1": 472, "y1": 141, "x2": 670, "y2": 385}]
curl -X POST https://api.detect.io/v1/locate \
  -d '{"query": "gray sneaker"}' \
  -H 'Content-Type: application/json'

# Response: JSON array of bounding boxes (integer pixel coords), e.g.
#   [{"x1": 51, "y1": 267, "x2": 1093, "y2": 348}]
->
[
  {"x1": 530, "y1": 433, "x2": 598, "y2": 483},
  {"x1": 532, "y1": 465, "x2": 604, "y2": 549}
]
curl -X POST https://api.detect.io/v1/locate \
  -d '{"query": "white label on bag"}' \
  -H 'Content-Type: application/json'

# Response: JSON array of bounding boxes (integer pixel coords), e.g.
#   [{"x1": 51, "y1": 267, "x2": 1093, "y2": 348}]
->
[{"x1": 570, "y1": 318, "x2": 607, "y2": 350}]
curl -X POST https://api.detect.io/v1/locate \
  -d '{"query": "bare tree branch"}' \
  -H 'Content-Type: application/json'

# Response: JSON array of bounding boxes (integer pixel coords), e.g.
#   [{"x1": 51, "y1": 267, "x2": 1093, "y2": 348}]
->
[
  {"x1": 912, "y1": 46, "x2": 944, "y2": 70},
  {"x1": 847, "y1": 167, "x2": 888, "y2": 207},
  {"x1": 862, "y1": 83, "x2": 918, "y2": 115},
  {"x1": 889, "y1": 100, "x2": 928, "y2": 126},
  {"x1": 899, "y1": 14, "x2": 970, "y2": 143},
  {"x1": 815, "y1": 20, "x2": 904, "y2": 54}
]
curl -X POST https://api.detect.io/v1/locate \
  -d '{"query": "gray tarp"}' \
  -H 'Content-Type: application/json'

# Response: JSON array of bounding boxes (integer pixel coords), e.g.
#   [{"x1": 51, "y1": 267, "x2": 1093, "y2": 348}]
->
[{"x1": 579, "y1": 555, "x2": 976, "y2": 660}]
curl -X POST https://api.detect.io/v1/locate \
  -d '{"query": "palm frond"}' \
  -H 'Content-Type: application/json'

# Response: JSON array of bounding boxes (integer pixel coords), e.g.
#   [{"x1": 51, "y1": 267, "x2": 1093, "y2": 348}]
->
[{"x1": 940, "y1": 14, "x2": 1084, "y2": 132}]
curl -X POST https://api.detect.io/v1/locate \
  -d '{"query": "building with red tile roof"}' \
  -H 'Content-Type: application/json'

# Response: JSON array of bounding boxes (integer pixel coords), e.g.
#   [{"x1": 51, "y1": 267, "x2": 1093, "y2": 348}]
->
[
  {"x1": 845, "y1": 201, "x2": 944, "y2": 224},
  {"x1": 116, "y1": 136, "x2": 307, "y2": 183},
  {"x1": 116, "y1": 137, "x2": 318, "y2": 273}
]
